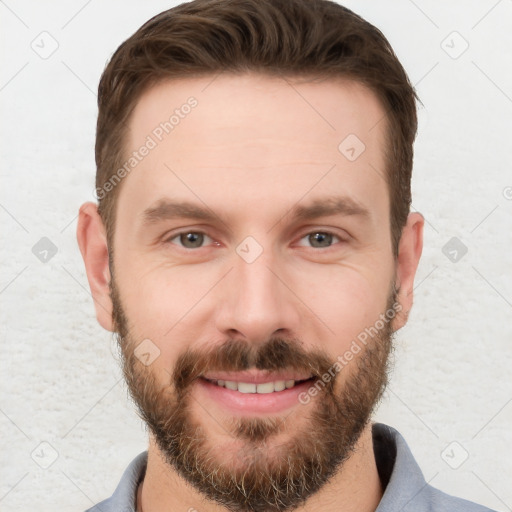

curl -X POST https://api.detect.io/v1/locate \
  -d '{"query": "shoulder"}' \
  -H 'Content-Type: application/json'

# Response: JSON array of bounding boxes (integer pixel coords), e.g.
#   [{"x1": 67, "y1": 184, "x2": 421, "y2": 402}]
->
[
  {"x1": 420, "y1": 484, "x2": 497, "y2": 512},
  {"x1": 83, "y1": 451, "x2": 148, "y2": 512},
  {"x1": 373, "y1": 423, "x2": 498, "y2": 512}
]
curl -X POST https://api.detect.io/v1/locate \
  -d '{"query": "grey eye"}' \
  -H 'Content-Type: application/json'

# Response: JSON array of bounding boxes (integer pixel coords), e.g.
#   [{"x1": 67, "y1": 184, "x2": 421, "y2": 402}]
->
[
  {"x1": 298, "y1": 232, "x2": 340, "y2": 248},
  {"x1": 169, "y1": 232, "x2": 213, "y2": 249}
]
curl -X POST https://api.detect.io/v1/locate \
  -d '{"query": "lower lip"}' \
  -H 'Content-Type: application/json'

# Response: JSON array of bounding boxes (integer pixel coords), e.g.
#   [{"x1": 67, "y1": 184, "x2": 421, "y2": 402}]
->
[{"x1": 195, "y1": 378, "x2": 315, "y2": 415}]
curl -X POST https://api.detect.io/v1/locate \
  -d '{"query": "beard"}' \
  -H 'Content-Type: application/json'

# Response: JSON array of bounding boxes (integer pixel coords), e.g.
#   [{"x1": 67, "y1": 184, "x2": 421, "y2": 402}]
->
[{"x1": 110, "y1": 273, "x2": 396, "y2": 512}]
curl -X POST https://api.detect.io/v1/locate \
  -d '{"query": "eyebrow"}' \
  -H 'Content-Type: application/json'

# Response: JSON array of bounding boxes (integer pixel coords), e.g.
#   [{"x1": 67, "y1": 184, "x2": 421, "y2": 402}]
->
[
  {"x1": 292, "y1": 196, "x2": 370, "y2": 222},
  {"x1": 140, "y1": 196, "x2": 370, "y2": 228},
  {"x1": 141, "y1": 200, "x2": 219, "y2": 225}
]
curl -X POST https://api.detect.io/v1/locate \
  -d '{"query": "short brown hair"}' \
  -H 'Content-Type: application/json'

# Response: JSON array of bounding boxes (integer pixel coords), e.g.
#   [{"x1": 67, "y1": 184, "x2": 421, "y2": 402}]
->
[{"x1": 95, "y1": 0, "x2": 418, "y2": 256}]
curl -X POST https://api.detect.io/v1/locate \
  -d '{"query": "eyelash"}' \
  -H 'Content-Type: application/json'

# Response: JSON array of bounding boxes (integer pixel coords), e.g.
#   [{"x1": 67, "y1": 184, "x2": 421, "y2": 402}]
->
[{"x1": 164, "y1": 230, "x2": 346, "y2": 250}]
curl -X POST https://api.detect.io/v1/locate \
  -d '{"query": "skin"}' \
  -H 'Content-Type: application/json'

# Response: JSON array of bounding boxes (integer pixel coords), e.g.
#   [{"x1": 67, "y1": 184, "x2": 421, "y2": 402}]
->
[{"x1": 77, "y1": 73, "x2": 423, "y2": 512}]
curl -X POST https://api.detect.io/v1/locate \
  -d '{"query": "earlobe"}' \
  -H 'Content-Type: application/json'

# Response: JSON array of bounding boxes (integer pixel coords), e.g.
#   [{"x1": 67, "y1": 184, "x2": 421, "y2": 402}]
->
[
  {"x1": 76, "y1": 202, "x2": 114, "y2": 331},
  {"x1": 392, "y1": 212, "x2": 424, "y2": 331}
]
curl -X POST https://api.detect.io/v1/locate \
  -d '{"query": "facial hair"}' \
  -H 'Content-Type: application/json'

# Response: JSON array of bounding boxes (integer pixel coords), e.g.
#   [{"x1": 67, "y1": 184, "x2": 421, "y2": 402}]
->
[{"x1": 110, "y1": 273, "x2": 396, "y2": 512}]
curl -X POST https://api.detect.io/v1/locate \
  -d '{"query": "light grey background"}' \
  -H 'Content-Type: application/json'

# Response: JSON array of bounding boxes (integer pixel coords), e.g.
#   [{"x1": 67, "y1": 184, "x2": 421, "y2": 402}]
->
[{"x1": 1, "y1": 1, "x2": 511, "y2": 511}]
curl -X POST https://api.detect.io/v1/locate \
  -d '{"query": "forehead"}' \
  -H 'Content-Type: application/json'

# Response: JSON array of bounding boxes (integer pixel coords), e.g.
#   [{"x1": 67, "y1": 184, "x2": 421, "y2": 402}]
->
[
  {"x1": 129, "y1": 73, "x2": 387, "y2": 153},
  {"x1": 117, "y1": 73, "x2": 389, "y2": 230}
]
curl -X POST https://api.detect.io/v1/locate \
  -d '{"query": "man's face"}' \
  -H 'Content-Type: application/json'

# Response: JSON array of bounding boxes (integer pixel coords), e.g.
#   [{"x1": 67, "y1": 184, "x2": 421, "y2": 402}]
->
[{"x1": 110, "y1": 74, "x2": 398, "y2": 512}]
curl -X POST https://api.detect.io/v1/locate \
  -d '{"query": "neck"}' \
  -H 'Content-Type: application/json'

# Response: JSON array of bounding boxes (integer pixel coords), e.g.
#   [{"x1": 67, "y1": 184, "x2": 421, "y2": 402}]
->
[{"x1": 137, "y1": 424, "x2": 383, "y2": 512}]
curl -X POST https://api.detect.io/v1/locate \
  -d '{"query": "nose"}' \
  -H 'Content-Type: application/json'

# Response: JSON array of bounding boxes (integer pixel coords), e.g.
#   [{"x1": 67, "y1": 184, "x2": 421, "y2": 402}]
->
[{"x1": 214, "y1": 245, "x2": 301, "y2": 344}]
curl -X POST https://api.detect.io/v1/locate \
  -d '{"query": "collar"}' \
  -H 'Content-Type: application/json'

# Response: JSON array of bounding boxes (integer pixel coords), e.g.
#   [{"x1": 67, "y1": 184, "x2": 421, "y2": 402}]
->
[{"x1": 86, "y1": 423, "x2": 493, "y2": 512}]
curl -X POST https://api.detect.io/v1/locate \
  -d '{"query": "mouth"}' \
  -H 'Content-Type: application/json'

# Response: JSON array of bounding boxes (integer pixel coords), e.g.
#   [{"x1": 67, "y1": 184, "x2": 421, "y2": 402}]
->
[
  {"x1": 201, "y1": 377, "x2": 314, "y2": 394},
  {"x1": 195, "y1": 371, "x2": 316, "y2": 414}
]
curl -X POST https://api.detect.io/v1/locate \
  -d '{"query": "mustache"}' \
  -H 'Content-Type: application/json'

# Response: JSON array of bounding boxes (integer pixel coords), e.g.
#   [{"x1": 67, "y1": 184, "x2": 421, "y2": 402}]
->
[{"x1": 172, "y1": 337, "x2": 336, "y2": 396}]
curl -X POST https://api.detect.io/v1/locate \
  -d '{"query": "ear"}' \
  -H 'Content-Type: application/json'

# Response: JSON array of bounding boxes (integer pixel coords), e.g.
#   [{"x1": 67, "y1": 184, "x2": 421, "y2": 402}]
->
[
  {"x1": 76, "y1": 202, "x2": 114, "y2": 331},
  {"x1": 392, "y1": 212, "x2": 424, "y2": 331}
]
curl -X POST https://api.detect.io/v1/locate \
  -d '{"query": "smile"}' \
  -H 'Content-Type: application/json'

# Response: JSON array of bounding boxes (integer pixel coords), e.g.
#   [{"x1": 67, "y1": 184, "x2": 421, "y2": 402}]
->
[
  {"x1": 196, "y1": 373, "x2": 316, "y2": 414},
  {"x1": 202, "y1": 378, "x2": 313, "y2": 394}
]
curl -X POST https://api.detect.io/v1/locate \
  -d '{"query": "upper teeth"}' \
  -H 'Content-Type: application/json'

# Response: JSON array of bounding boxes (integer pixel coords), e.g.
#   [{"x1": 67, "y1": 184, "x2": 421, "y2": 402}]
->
[{"x1": 214, "y1": 379, "x2": 296, "y2": 393}]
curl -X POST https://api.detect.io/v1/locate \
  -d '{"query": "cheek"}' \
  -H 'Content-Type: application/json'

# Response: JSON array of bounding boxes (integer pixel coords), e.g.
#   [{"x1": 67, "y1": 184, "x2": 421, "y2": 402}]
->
[
  {"x1": 117, "y1": 263, "x2": 217, "y2": 361},
  {"x1": 293, "y1": 262, "x2": 393, "y2": 353}
]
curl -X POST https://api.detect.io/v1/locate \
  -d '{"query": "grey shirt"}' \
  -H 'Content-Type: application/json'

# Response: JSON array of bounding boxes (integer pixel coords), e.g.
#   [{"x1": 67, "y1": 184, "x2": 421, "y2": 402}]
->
[{"x1": 85, "y1": 423, "x2": 496, "y2": 512}]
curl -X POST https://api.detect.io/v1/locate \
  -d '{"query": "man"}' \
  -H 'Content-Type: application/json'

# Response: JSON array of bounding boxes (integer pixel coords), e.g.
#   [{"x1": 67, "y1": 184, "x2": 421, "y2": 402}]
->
[{"x1": 76, "y1": 1, "x2": 496, "y2": 511}]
